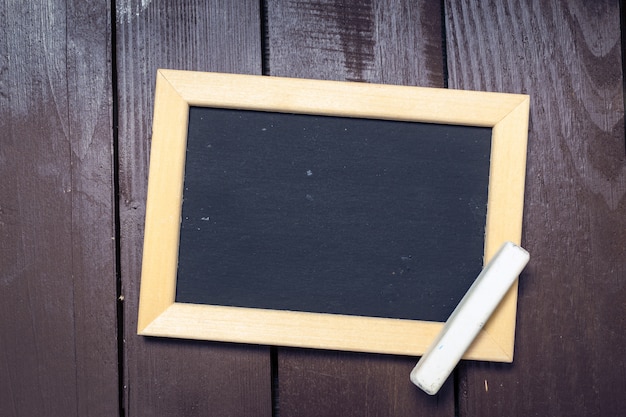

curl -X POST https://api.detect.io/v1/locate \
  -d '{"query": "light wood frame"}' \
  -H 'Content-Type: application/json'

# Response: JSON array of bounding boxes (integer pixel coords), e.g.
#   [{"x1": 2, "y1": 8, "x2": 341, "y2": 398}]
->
[{"x1": 138, "y1": 69, "x2": 529, "y2": 361}]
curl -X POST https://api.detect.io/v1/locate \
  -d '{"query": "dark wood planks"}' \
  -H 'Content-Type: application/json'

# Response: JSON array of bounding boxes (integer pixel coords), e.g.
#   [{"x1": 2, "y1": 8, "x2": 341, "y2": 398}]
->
[
  {"x1": 67, "y1": 2, "x2": 121, "y2": 414},
  {"x1": 266, "y1": 1, "x2": 455, "y2": 415},
  {"x1": 267, "y1": 0, "x2": 444, "y2": 86},
  {"x1": 277, "y1": 349, "x2": 454, "y2": 416},
  {"x1": 0, "y1": 1, "x2": 118, "y2": 416},
  {"x1": 444, "y1": 1, "x2": 626, "y2": 415},
  {"x1": 115, "y1": 1, "x2": 272, "y2": 415}
]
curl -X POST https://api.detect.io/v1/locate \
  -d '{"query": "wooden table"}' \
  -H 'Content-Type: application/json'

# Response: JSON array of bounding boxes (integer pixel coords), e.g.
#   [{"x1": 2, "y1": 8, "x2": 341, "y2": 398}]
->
[{"x1": 1, "y1": 1, "x2": 624, "y2": 416}]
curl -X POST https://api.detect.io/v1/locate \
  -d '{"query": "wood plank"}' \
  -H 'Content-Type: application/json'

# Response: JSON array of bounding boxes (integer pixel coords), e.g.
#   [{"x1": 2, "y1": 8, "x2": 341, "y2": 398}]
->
[
  {"x1": 266, "y1": 1, "x2": 455, "y2": 415},
  {"x1": 0, "y1": 1, "x2": 119, "y2": 416},
  {"x1": 278, "y1": 349, "x2": 454, "y2": 416},
  {"x1": 114, "y1": 1, "x2": 272, "y2": 415},
  {"x1": 67, "y1": 1, "x2": 120, "y2": 415},
  {"x1": 267, "y1": 0, "x2": 445, "y2": 86},
  {"x1": 444, "y1": 1, "x2": 626, "y2": 415}
]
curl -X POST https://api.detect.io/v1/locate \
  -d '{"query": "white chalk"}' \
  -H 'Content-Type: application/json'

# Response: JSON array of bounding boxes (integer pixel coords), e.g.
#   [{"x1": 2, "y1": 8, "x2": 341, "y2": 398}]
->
[{"x1": 410, "y1": 241, "x2": 529, "y2": 395}]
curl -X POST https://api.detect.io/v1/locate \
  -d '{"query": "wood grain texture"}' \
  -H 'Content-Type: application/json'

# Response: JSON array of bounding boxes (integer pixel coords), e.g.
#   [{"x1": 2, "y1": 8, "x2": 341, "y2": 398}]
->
[
  {"x1": 67, "y1": 1, "x2": 120, "y2": 415},
  {"x1": 267, "y1": 0, "x2": 445, "y2": 86},
  {"x1": 444, "y1": 1, "x2": 626, "y2": 416},
  {"x1": 277, "y1": 348, "x2": 454, "y2": 416},
  {"x1": 266, "y1": 1, "x2": 455, "y2": 415},
  {"x1": 0, "y1": 0, "x2": 118, "y2": 416},
  {"x1": 115, "y1": 1, "x2": 272, "y2": 415}
]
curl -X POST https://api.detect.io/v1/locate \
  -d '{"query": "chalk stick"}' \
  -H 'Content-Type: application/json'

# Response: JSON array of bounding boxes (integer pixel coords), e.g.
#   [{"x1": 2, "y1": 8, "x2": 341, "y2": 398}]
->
[{"x1": 410, "y1": 241, "x2": 529, "y2": 395}]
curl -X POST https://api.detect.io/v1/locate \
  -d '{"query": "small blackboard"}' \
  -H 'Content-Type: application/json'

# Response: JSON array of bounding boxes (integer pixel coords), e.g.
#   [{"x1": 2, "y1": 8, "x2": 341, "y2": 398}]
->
[
  {"x1": 176, "y1": 107, "x2": 491, "y2": 322},
  {"x1": 138, "y1": 70, "x2": 529, "y2": 360}
]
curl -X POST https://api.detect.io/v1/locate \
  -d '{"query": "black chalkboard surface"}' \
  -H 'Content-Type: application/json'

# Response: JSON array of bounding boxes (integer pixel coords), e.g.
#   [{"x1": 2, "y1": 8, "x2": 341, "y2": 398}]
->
[{"x1": 175, "y1": 107, "x2": 492, "y2": 322}]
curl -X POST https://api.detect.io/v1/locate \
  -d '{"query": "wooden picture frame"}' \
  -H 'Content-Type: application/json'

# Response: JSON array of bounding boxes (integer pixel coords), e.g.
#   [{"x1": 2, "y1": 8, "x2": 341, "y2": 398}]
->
[{"x1": 138, "y1": 69, "x2": 529, "y2": 361}]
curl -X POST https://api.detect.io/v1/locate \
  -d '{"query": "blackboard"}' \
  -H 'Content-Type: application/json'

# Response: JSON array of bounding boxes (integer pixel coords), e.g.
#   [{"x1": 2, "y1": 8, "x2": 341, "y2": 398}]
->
[
  {"x1": 176, "y1": 107, "x2": 492, "y2": 322},
  {"x1": 138, "y1": 70, "x2": 529, "y2": 359}
]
